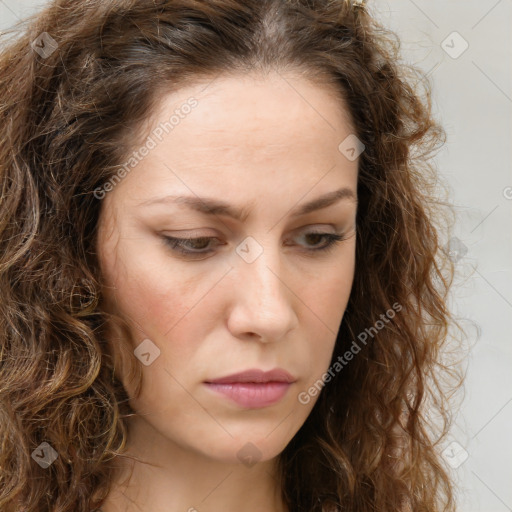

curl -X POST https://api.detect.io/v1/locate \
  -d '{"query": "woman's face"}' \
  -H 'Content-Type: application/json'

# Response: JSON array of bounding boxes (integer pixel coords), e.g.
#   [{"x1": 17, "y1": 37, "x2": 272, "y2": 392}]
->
[{"x1": 96, "y1": 71, "x2": 359, "y2": 465}]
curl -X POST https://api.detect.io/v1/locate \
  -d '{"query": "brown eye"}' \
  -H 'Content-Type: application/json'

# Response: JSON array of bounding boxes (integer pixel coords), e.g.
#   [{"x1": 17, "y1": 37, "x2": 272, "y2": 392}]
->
[
  {"x1": 162, "y1": 236, "x2": 219, "y2": 256},
  {"x1": 294, "y1": 231, "x2": 347, "y2": 252},
  {"x1": 303, "y1": 232, "x2": 325, "y2": 247}
]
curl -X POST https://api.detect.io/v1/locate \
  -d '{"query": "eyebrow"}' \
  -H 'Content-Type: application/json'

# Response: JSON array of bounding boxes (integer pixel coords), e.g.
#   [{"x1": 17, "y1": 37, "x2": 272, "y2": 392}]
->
[{"x1": 137, "y1": 187, "x2": 356, "y2": 222}]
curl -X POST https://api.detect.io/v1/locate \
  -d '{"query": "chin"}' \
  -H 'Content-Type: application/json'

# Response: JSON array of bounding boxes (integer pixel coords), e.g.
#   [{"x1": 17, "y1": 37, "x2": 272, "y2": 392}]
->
[{"x1": 191, "y1": 431, "x2": 291, "y2": 466}]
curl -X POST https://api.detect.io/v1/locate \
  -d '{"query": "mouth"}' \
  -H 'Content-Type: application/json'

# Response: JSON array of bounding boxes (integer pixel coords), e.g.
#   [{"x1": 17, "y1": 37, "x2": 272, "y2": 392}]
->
[
  {"x1": 205, "y1": 368, "x2": 296, "y2": 385},
  {"x1": 204, "y1": 368, "x2": 296, "y2": 408}
]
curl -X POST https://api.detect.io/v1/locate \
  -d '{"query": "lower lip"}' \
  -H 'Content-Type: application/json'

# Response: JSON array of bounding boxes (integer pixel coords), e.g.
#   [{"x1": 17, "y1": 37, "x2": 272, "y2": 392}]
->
[{"x1": 204, "y1": 382, "x2": 292, "y2": 408}]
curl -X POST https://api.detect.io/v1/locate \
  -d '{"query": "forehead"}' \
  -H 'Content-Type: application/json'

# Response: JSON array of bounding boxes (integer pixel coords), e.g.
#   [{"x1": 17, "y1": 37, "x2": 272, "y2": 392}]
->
[
  {"x1": 107, "y1": 71, "x2": 359, "y2": 209},
  {"x1": 145, "y1": 70, "x2": 354, "y2": 149}
]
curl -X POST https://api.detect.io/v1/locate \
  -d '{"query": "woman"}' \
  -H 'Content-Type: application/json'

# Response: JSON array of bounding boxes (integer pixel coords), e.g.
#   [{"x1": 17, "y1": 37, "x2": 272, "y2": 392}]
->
[{"x1": 0, "y1": 0, "x2": 463, "y2": 511}]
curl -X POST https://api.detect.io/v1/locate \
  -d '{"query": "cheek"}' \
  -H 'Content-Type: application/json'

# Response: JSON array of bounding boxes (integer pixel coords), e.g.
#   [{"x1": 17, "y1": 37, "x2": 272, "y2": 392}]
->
[
  {"x1": 300, "y1": 254, "x2": 355, "y2": 370},
  {"x1": 101, "y1": 251, "x2": 219, "y2": 406},
  {"x1": 300, "y1": 252, "x2": 355, "y2": 326},
  {"x1": 102, "y1": 239, "x2": 208, "y2": 337},
  {"x1": 101, "y1": 242, "x2": 235, "y2": 388}
]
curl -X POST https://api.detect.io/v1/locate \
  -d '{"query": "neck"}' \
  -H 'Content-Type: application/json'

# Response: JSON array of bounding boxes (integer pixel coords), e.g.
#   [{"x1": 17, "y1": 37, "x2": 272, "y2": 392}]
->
[{"x1": 98, "y1": 415, "x2": 288, "y2": 512}]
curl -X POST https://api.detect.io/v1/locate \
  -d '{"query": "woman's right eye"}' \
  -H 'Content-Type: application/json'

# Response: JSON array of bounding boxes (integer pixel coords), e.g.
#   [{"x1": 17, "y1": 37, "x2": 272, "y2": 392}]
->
[{"x1": 162, "y1": 236, "x2": 220, "y2": 257}]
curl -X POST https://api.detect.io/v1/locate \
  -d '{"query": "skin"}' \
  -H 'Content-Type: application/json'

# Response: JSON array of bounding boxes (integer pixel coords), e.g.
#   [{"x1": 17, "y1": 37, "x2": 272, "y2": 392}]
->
[{"x1": 95, "y1": 70, "x2": 359, "y2": 512}]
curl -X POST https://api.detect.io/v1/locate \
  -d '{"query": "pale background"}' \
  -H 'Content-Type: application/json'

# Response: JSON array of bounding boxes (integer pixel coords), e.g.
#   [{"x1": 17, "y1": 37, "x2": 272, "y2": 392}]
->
[{"x1": 1, "y1": 1, "x2": 511, "y2": 511}]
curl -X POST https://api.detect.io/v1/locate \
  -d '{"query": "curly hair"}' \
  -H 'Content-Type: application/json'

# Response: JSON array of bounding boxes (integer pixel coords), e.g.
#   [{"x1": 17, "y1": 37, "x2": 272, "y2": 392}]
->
[{"x1": 0, "y1": 0, "x2": 465, "y2": 510}]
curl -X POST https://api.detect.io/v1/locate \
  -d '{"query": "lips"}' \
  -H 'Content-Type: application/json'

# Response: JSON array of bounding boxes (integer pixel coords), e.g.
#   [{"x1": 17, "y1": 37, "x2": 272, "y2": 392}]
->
[
  {"x1": 204, "y1": 368, "x2": 296, "y2": 408},
  {"x1": 205, "y1": 368, "x2": 296, "y2": 385}
]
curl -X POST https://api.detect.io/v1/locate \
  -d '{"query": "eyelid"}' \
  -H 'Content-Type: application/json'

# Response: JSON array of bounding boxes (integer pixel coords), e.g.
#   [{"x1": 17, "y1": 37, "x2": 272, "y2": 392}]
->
[
  {"x1": 160, "y1": 223, "x2": 354, "y2": 243},
  {"x1": 160, "y1": 224, "x2": 353, "y2": 259},
  {"x1": 163, "y1": 222, "x2": 347, "y2": 238}
]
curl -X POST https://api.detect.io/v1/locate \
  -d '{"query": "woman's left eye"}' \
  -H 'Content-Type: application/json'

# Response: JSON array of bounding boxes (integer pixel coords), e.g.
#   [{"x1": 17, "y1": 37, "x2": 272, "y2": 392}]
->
[
  {"x1": 162, "y1": 231, "x2": 347, "y2": 258},
  {"x1": 294, "y1": 231, "x2": 347, "y2": 253}
]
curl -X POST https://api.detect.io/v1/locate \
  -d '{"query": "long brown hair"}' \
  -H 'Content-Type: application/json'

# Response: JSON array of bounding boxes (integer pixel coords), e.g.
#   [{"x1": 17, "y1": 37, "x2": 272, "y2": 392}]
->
[{"x1": 0, "y1": 0, "x2": 464, "y2": 510}]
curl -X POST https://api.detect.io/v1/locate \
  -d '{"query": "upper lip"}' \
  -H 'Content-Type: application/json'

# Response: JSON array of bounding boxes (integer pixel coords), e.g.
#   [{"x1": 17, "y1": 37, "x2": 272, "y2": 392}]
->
[{"x1": 205, "y1": 368, "x2": 296, "y2": 384}]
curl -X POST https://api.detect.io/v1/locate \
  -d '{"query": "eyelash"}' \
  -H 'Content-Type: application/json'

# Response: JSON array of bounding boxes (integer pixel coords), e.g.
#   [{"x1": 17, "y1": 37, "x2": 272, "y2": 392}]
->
[{"x1": 162, "y1": 231, "x2": 348, "y2": 258}]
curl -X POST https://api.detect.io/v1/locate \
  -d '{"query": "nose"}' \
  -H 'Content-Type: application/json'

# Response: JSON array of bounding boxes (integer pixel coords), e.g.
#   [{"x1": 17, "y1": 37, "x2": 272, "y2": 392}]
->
[{"x1": 226, "y1": 240, "x2": 299, "y2": 343}]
